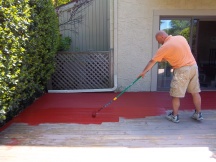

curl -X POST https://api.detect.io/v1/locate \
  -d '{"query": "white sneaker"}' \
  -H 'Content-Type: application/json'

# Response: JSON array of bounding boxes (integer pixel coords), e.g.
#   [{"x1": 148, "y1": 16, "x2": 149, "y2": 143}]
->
[
  {"x1": 191, "y1": 110, "x2": 203, "y2": 121},
  {"x1": 166, "y1": 112, "x2": 180, "y2": 123}
]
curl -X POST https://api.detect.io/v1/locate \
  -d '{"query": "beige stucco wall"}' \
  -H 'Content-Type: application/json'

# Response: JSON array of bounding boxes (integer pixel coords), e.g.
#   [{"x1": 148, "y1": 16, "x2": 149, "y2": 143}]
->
[{"x1": 115, "y1": 0, "x2": 216, "y2": 92}]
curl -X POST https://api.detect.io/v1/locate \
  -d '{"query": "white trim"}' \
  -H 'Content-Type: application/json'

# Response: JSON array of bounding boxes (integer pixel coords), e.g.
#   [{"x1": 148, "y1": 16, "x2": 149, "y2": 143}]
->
[
  {"x1": 151, "y1": 13, "x2": 160, "y2": 91},
  {"x1": 154, "y1": 9, "x2": 216, "y2": 16},
  {"x1": 151, "y1": 9, "x2": 216, "y2": 91}
]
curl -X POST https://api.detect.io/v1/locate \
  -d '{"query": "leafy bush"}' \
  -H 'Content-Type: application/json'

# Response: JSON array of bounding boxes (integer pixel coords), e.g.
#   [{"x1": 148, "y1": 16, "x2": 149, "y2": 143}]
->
[
  {"x1": 58, "y1": 35, "x2": 72, "y2": 51},
  {"x1": 0, "y1": 0, "x2": 59, "y2": 125},
  {"x1": 27, "y1": 0, "x2": 59, "y2": 90},
  {"x1": 0, "y1": 0, "x2": 32, "y2": 122},
  {"x1": 52, "y1": 0, "x2": 72, "y2": 7}
]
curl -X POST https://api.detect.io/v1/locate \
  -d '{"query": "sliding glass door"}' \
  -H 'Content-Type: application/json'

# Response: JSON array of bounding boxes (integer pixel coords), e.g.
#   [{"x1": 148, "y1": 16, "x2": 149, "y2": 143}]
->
[{"x1": 157, "y1": 18, "x2": 198, "y2": 91}]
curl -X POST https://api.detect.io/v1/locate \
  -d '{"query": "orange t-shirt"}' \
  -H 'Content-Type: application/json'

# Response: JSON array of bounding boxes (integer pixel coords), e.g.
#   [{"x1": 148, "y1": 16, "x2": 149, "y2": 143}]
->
[{"x1": 152, "y1": 35, "x2": 196, "y2": 69}]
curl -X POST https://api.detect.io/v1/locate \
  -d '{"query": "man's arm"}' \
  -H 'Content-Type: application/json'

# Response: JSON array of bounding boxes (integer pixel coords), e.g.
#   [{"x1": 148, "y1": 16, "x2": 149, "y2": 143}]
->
[{"x1": 138, "y1": 59, "x2": 157, "y2": 78}]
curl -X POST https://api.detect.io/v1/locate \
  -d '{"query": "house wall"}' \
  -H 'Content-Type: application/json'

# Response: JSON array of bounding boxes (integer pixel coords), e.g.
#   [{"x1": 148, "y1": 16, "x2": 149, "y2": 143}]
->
[{"x1": 116, "y1": 0, "x2": 216, "y2": 92}]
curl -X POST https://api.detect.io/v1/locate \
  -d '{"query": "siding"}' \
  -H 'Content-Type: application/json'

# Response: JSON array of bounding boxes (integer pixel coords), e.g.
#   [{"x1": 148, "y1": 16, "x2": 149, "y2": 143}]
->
[{"x1": 57, "y1": 0, "x2": 110, "y2": 52}]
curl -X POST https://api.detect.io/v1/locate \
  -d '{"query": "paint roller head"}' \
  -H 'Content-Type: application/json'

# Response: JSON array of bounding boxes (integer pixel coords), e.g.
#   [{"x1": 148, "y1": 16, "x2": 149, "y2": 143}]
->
[{"x1": 92, "y1": 111, "x2": 97, "y2": 118}]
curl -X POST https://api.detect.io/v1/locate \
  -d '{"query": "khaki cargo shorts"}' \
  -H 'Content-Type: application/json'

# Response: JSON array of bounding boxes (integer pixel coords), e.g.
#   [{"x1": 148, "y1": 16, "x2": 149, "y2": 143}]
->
[{"x1": 170, "y1": 64, "x2": 201, "y2": 98}]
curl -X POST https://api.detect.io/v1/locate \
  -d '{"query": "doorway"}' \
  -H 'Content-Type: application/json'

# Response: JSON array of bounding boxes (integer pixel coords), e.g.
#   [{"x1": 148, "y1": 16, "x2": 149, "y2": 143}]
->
[{"x1": 157, "y1": 17, "x2": 216, "y2": 91}]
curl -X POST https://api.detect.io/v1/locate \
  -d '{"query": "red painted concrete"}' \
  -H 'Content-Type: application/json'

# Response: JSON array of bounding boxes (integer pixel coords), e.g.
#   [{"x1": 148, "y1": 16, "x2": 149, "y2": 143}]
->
[{"x1": 0, "y1": 92, "x2": 216, "y2": 131}]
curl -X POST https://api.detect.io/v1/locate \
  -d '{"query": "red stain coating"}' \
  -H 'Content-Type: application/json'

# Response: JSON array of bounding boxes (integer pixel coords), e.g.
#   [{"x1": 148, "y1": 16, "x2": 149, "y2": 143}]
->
[{"x1": 0, "y1": 92, "x2": 216, "y2": 130}]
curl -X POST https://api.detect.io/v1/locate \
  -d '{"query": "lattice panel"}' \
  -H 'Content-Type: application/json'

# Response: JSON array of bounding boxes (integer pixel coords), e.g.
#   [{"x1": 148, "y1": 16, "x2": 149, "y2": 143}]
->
[{"x1": 49, "y1": 52, "x2": 113, "y2": 90}]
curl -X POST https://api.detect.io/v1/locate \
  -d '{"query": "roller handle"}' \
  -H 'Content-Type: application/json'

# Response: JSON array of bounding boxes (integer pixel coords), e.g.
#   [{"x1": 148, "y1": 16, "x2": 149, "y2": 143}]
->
[{"x1": 113, "y1": 76, "x2": 142, "y2": 101}]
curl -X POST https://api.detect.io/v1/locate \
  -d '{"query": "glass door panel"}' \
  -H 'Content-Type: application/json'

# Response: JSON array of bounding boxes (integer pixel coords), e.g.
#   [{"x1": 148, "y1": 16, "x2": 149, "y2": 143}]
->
[
  {"x1": 157, "y1": 19, "x2": 191, "y2": 91},
  {"x1": 157, "y1": 17, "x2": 216, "y2": 91}
]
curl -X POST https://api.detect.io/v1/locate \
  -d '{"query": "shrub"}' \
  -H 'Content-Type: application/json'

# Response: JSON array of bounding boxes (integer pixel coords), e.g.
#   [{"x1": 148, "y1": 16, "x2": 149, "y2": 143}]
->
[
  {"x1": 58, "y1": 35, "x2": 72, "y2": 51},
  {"x1": 0, "y1": 0, "x2": 59, "y2": 125},
  {"x1": 27, "y1": 0, "x2": 59, "y2": 91},
  {"x1": 0, "y1": 0, "x2": 32, "y2": 122}
]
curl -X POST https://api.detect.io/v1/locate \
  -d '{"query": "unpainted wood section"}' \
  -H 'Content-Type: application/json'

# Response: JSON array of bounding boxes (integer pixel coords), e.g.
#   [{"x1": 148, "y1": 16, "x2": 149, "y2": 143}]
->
[{"x1": 0, "y1": 111, "x2": 215, "y2": 161}]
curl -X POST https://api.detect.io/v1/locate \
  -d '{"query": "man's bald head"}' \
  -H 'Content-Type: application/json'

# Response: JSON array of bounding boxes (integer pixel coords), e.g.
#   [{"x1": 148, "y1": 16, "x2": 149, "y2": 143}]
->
[{"x1": 155, "y1": 31, "x2": 168, "y2": 45}]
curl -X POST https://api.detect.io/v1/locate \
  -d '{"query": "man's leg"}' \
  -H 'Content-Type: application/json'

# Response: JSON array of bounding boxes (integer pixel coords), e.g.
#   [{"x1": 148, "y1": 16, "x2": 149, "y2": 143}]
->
[
  {"x1": 191, "y1": 92, "x2": 203, "y2": 120},
  {"x1": 172, "y1": 97, "x2": 180, "y2": 116},
  {"x1": 166, "y1": 96, "x2": 180, "y2": 123},
  {"x1": 191, "y1": 92, "x2": 201, "y2": 113}
]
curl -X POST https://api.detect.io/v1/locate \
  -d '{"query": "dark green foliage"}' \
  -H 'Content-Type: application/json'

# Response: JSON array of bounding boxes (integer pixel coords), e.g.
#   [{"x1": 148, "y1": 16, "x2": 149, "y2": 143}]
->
[
  {"x1": 27, "y1": 0, "x2": 59, "y2": 90},
  {"x1": 0, "y1": 0, "x2": 31, "y2": 123},
  {"x1": 58, "y1": 35, "x2": 72, "y2": 51},
  {"x1": 166, "y1": 20, "x2": 190, "y2": 37},
  {"x1": 180, "y1": 27, "x2": 190, "y2": 42},
  {"x1": 0, "y1": 0, "x2": 59, "y2": 124}
]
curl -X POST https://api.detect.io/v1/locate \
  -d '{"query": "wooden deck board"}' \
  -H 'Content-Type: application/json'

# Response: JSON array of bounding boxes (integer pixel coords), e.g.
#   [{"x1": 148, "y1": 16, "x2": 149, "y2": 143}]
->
[{"x1": 0, "y1": 110, "x2": 216, "y2": 161}]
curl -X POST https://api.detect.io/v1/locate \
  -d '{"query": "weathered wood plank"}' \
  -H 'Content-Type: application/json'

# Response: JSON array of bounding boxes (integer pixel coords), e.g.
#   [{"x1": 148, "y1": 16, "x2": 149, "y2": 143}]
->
[{"x1": 0, "y1": 110, "x2": 215, "y2": 161}]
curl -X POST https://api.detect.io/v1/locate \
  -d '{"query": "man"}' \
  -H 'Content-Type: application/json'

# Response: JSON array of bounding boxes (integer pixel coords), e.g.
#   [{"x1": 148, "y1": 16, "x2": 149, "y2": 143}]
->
[{"x1": 138, "y1": 30, "x2": 203, "y2": 123}]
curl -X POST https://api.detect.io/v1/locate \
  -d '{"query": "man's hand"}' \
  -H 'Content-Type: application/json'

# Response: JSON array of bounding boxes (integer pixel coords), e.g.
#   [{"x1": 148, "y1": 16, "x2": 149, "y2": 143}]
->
[
  {"x1": 138, "y1": 59, "x2": 157, "y2": 78},
  {"x1": 138, "y1": 71, "x2": 146, "y2": 78}
]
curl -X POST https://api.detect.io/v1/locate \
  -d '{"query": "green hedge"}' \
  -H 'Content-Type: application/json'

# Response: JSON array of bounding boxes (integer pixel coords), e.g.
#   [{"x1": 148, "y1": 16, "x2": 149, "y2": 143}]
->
[{"x1": 0, "y1": 0, "x2": 59, "y2": 125}]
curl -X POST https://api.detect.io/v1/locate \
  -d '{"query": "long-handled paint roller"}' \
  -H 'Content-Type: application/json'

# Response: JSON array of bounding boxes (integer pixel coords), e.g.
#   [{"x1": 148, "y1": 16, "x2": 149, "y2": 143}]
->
[{"x1": 92, "y1": 76, "x2": 142, "y2": 118}]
